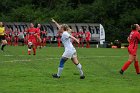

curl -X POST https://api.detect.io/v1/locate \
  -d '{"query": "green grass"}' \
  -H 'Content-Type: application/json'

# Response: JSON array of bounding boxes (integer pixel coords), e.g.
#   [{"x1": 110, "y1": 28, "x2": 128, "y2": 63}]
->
[{"x1": 0, "y1": 46, "x2": 140, "y2": 93}]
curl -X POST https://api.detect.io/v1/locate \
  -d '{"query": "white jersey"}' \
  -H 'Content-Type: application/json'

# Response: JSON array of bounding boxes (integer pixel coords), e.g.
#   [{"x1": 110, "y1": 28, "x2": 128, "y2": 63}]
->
[
  {"x1": 61, "y1": 31, "x2": 75, "y2": 51},
  {"x1": 61, "y1": 31, "x2": 76, "y2": 58}
]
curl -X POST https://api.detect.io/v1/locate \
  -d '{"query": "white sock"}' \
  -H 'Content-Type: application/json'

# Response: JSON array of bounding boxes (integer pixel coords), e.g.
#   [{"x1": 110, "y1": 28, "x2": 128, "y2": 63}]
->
[
  {"x1": 76, "y1": 63, "x2": 84, "y2": 76},
  {"x1": 57, "y1": 67, "x2": 63, "y2": 76}
]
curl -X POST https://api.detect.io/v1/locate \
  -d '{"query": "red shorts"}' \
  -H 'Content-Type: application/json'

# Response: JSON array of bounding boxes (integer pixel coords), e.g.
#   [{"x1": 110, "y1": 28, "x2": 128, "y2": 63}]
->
[
  {"x1": 128, "y1": 47, "x2": 137, "y2": 56},
  {"x1": 86, "y1": 39, "x2": 90, "y2": 42},
  {"x1": 28, "y1": 39, "x2": 37, "y2": 46}
]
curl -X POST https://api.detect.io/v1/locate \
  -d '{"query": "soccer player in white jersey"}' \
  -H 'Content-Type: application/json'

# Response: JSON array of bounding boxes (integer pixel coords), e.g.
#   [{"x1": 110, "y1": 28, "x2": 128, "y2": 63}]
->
[{"x1": 51, "y1": 18, "x2": 85, "y2": 79}]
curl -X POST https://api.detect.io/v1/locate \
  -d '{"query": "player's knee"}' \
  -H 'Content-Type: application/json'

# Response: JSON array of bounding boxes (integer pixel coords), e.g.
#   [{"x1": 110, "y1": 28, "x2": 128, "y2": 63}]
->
[{"x1": 59, "y1": 58, "x2": 67, "y2": 68}]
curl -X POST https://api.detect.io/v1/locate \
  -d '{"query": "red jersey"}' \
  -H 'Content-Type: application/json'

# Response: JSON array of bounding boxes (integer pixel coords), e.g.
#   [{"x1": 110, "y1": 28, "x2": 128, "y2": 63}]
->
[
  {"x1": 85, "y1": 31, "x2": 91, "y2": 40},
  {"x1": 78, "y1": 32, "x2": 84, "y2": 38},
  {"x1": 36, "y1": 27, "x2": 41, "y2": 37},
  {"x1": 76, "y1": 32, "x2": 79, "y2": 38},
  {"x1": 27, "y1": 27, "x2": 37, "y2": 40},
  {"x1": 128, "y1": 30, "x2": 140, "y2": 50},
  {"x1": 71, "y1": 32, "x2": 77, "y2": 37},
  {"x1": 56, "y1": 32, "x2": 61, "y2": 40},
  {"x1": 42, "y1": 31, "x2": 47, "y2": 38},
  {"x1": 5, "y1": 30, "x2": 10, "y2": 37}
]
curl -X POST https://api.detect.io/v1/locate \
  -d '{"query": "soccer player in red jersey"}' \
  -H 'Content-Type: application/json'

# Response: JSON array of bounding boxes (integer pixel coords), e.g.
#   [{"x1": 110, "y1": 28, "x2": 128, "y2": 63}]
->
[
  {"x1": 85, "y1": 31, "x2": 91, "y2": 48},
  {"x1": 71, "y1": 31, "x2": 77, "y2": 47},
  {"x1": 14, "y1": 28, "x2": 19, "y2": 46},
  {"x1": 56, "y1": 31, "x2": 62, "y2": 47},
  {"x1": 24, "y1": 28, "x2": 28, "y2": 45},
  {"x1": 41, "y1": 30, "x2": 47, "y2": 47},
  {"x1": 78, "y1": 29, "x2": 84, "y2": 48},
  {"x1": 120, "y1": 24, "x2": 140, "y2": 74},
  {"x1": 27, "y1": 23, "x2": 38, "y2": 55},
  {"x1": 7, "y1": 28, "x2": 13, "y2": 46},
  {"x1": 36, "y1": 24, "x2": 42, "y2": 48}
]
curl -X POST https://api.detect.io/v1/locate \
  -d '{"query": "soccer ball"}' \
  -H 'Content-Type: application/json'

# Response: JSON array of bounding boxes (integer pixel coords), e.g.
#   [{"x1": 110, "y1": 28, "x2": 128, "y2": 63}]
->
[{"x1": 28, "y1": 42, "x2": 32, "y2": 46}]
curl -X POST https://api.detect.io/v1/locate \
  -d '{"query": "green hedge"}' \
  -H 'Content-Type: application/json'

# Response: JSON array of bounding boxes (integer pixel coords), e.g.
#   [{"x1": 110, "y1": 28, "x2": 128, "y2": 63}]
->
[{"x1": 1, "y1": 0, "x2": 140, "y2": 42}]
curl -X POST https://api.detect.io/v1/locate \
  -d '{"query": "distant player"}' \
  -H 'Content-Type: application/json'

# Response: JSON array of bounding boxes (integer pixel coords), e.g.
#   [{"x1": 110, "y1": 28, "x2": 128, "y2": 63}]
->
[
  {"x1": 85, "y1": 30, "x2": 91, "y2": 48},
  {"x1": 27, "y1": 23, "x2": 37, "y2": 55},
  {"x1": 23, "y1": 28, "x2": 28, "y2": 45},
  {"x1": 5, "y1": 28, "x2": 11, "y2": 45},
  {"x1": 0, "y1": 22, "x2": 7, "y2": 51},
  {"x1": 36, "y1": 24, "x2": 42, "y2": 48},
  {"x1": 14, "y1": 28, "x2": 19, "y2": 46},
  {"x1": 71, "y1": 31, "x2": 77, "y2": 47},
  {"x1": 119, "y1": 24, "x2": 140, "y2": 74},
  {"x1": 56, "y1": 31, "x2": 62, "y2": 47},
  {"x1": 41, "y1": 30, "x2": 47, "y2": 47},
  {"x1": 78, "y1": 29, "x2": 84, "y2": 48},
  {"x1": 8, "y1": 28, "x2": 13, "y2": 45},
  {"x1": 51, "y1": 18, "x2": 85, "y2": 79}
]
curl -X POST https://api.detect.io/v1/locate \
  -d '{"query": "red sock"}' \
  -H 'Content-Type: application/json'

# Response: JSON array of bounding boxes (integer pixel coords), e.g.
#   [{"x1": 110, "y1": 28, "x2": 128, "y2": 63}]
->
[
  {"x1": 134, "y1": 61, "x2": 140, "y2": 74},
  {"x1": 33, "y1": 48, "x2": 36, "y2": 55},
  {"x1": 28, "y1": 49, "x2": 31, "y2": 55},
  {"x1": 78, "y1": 43, "x2": 80, "y2": 48},
  {"x1": 122, "y1": 61, "x2": 132, "y2": 71},
  {"x1": 58, "y1": 42, "x2": 60, "y2": 47}
]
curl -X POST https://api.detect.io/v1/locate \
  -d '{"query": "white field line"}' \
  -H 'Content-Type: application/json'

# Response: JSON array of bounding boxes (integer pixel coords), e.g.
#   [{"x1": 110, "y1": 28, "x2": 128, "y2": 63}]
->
[
  {"x1": 3, "y1": 54, "x2": 127, "y2": 58},
  {"x1": 2, "y1": 55, "x2": 127, "y2": 63}
]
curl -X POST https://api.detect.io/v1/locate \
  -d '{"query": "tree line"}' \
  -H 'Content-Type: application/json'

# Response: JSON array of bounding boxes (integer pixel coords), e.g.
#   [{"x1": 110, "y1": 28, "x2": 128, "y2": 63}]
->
[{"x1": 0, "y1": 0, "x2": 140, "y2": 42}]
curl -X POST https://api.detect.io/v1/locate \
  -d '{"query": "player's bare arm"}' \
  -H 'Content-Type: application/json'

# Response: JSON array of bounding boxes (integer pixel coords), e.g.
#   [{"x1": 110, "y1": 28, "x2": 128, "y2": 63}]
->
[
  {"x1": 70, "y1": 35, "x2": 79, "y2": 44},
  {"x1": 127, "y1": 37, "x2": 130, "y2": 42},
  {"x1": 51, "y1": 18, "x2": 61, "y2": 29}
]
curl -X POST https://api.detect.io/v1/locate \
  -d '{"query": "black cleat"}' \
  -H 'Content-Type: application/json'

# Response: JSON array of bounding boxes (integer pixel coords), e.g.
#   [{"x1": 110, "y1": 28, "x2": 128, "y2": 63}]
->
[
  {"x1": 33, "y1": 54, "x2": 36, "y2": 55},
  {"x1": 80, "y1": 75, "x2": 85, "y2": 79},
  {"x1": 119, "y1": 69, "x2": 124, "y2": 75},
  {"x1": 52, "y1": 74, "x2": 60, "y2": 78}
]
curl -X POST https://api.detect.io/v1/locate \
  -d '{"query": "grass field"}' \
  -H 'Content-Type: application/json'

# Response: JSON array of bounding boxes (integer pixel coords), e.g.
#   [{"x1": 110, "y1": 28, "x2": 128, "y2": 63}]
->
[{"x1": 0, "y1": 45, "x2": 140, "y2": 93}]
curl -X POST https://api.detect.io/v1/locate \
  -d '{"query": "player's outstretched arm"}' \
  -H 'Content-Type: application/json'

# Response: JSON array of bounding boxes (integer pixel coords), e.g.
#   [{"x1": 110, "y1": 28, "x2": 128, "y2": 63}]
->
[
  {"x1": 127, "y1": 37, "x2": 130, "y2": 42},
  {"x1": 51, "y1": 18, "x2": 61, "y2": 29},
  {"x1": 70, "y1": 35, "x2": 79, "y2": 44}
]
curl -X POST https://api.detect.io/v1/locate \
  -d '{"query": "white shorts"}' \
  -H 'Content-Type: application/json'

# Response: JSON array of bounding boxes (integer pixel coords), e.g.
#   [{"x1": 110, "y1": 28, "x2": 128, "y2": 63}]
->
[{"x1": 62, "y1": 49, "x2": 77, "y2": 59}]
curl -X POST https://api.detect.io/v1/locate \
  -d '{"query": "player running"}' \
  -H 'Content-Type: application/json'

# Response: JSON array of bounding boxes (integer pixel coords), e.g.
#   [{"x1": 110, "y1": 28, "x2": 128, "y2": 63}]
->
[
  {"x1": 85, "y1": 30, "x2": 91, "y2": 48},
  {"x1": 27, "y1": 23, "x2": 38, "y2": 55},
  {"x1": 51, "y1": 18, "x2": 85, "y2": 79},
  {"x1": 119, "y1": 24, "x2": 140, "y2": 74},
  {"x1": 36, "y1": 24, "x2": 42, "y2": 48},
  {"x1": 0, "y1": 22, "x2": 7, "y2": 51}
]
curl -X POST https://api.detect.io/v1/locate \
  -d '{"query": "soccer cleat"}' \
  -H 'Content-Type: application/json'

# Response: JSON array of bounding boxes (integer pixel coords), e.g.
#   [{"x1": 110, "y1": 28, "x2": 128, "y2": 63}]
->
[
  {"x1": 52, "y1": 74, "x2": 60, "y2": 78},
  {"x1": 1, "y1": 48, "x2": 4, "y2": 52},
  {"x1": 33, "y1": 54, "x2": 36, "y2": 55},
  {"x1": 119, "y1": 69, "x2": 124, "y2": 75},
  {"x1": 80, "y1": 75, "x2": 85, "y2": 79}
]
